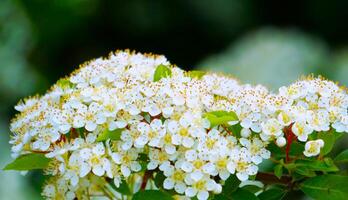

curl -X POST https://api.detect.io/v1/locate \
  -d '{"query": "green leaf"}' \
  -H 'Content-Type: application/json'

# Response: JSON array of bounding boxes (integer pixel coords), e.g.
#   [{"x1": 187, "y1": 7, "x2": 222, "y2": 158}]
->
[
  {"x1": 258, "y1": 188, "x2": 285, "y2": 200},
  {"x1": 334, "y1": 149, "x2": 348, "y2": 163},
  {"x1": 242, "y1": 185, "x2": 263, "y2": 193},
  {"x1": 294, "y1": 166, "x2": 316, "y2": 177},
  {"x1": 187, "y1": 70, "x2": 206, "y2": 79},
  {"x1": 223, "y1": 175, "x2": 241, "y2": 194},
  {"x1": 274, "y1": 164, "x2": 283, "y2": 179},
  {"x1": 317, "y1": 131, "x2": 336, "y2": 156},
  {"x1": 153, "y1": 64, "x2": 172, "y2": 82},
  {"x1": 214, "y1": 175, "x2": 241, "y2": 200},
  {"x1": 231, "y1": 188, "x2": 259, "y2": 200},
  {"x1": 3, "y1": 153, "x2": 51, "y2": 171},
  {"x1": 112, "y1": 179, "x2": 131, "y2": 195},
  {"x1": 204, "y1": 110, "x2": 239, "y2": 128},
  {"x1": 301, "y1": 175, "x2": 348, "y2": 200},
  {"x1": 154, "y1": 171, "x2": 166, "y2": 190},
  {"x1": 132, "y1": 190, "x2": 173, "y2": 200},
  {"x1": 295, "y1": 159, "x2": 338, "y2": 172},
  {"x1": 56, "y1": 78, "x2": 75, "y2": 89},
  {"x1": 96, "y1": 128, "x2": 123, "y2": 142},
  {"x1": 214, "y1": 188, "x2": 258, "y2": 200}
]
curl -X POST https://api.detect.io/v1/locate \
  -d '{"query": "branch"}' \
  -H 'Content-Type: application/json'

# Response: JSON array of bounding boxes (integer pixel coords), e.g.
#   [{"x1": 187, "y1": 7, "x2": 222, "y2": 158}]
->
[
  {"x1": 256, "y1": 172, "x2": 292, "y2": 186},
  {"x1": 141, "y1": 170, "x2": 153, "y2": 190}
]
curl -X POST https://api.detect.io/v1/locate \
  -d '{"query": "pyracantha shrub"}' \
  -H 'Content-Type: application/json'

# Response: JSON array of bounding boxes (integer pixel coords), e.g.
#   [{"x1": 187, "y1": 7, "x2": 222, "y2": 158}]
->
[{"x1": 5, "y1": 50, "x2": 348, "y2": 200}]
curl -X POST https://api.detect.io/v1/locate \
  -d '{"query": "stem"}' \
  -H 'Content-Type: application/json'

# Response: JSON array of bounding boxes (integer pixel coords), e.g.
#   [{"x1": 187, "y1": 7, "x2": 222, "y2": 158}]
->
[
  {"x1": 284, "y1": 124, "x2": 296, "y2": 163},
  {"x1": 256, "y1": 172, "x2": 292, "y2": 186},
  {"x1": 141, "y1": 170, "x2": 153, "y2": 190}
]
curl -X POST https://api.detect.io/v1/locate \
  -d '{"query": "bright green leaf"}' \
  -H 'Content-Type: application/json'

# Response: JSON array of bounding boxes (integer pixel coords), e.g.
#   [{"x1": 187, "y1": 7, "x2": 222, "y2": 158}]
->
[
  {"x1": 132, "y1": 190, "x2": 173, "y2": 200},
  {"x1": 258, "y1": 188, "x2": 285, "y2": 200},
  {"x1": 301, "y1": 175, "x2": 348, "y2": 200},
  {"x1": 153, "y1": 64, "x2": 172, "y2": 82},
  {"x1": 204, "y1": 110, "x2": 238, "y2": 128},
  {"x1": 274, "y1": 164, "x2": 283, "y2": 179},
  {"x1": 3, "y1": 153, "x2": 51, "y2": 171},
  {"x1": 96, "y1": 128, "x2": 123, "y2": 142},
  {"x1": 187, "y1": 70, "x2": 206, "y2": 79},
  {"x1": 56, "y1": 78, "x2": 75, "y2": 89},
  {"x1": 334, "y1": 149, "x2": 348, "y2": 163}
]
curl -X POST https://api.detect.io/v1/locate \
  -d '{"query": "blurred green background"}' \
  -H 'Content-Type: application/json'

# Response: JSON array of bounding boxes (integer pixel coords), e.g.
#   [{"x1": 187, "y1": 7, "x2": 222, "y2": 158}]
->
[{"x1": 1, "y1": 0, "x2": 348, "y2": 199}]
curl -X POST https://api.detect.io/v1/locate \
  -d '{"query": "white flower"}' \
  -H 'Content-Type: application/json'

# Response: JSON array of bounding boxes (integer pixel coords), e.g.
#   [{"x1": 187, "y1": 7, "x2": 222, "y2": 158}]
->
[
  {"x1": 303, "y1": 139, "x2": 324, "y2": 157},
  {"x1": 291, "y1": 121, "x2": 313, "y2": 142},
  {"x1": 260, "y1": 119, "x2": 283, "y2": 141},
  {"x1": 239, "y1": 138, "x2": 270, "y2": 164},
  {"x1": 74, "y1": 102, "x2": 106, "y2": 132},
  {"x1": 32, "y1": 130, "x2": 60, "y2": 151},
  {"x1": 228, "y1": 148, "x2": 258, "y2": 181},
  {"x1": 162, "y1": 165, "x2": 187, "y2": 194},
  {"x1": 136, "y1": 119, "x2": 166, "y2": 148},
  {"x1": 111, "y1": 148, "x2": 141, "y2": 177},
  {"x1": 184, "y1": 175, "x2": 220, "y2": 200}
]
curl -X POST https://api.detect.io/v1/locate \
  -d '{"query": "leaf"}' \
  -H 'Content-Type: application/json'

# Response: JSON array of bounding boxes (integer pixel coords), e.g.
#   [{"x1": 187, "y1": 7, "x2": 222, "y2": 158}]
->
[
  {"x1": 96, "y1": 128, "x2": 123, "y2": 142},
  {"x1": 274, "y1": 164, "x2": 283, "y2": 179},
  {"x1": 132, "y1": 190, "x2": 173, "y2": 200},
  {"x1": 3, "y1": 153, "x2": 51, "y2": 171},
  {"x1": 187, "y1": 70, "x2": 206, "y2": 79},
  {"x1": 112, "y1": 179, "x2": 131, "y2": 195},
  {"x1": 300, "y1": 175, "x2": 348, "y2": 200},
  {"x1": 294, "y1": 166, "x2": 316, "y2": 177},
  {"x1": 242, "y1": 185, "x2": 263, "y2": 193},
  {"x1": 334, "y1": 149, "x2": 348, "y2": 163},
  {"x1": 230, "y1": 188, "x2": 259, "y2": 200},
  {"x1": 223, "y1": 175, "x2": 241, "y2": 194},
  {"x1": 204, "y1": 110, "x2": 239, "y2": 128},
  {"x1": 153, "y1": 64, "x2": 172, "y2": 82},
  {"x1": 317, "y1": 131, "x2": 336, "y2": 156},
  {"x1": 214, "y1": 175, "x2": 241, "y2": 199},
  {"x1": 56, "y1": 78, "x2": 75, "y2": 89},
  {"x1": 295, "y1": 159, "x2": 338, "y2": 172},
  {"x1": 214, "y1": 188, "x2": 258, "y2": 200},
  {"x1": 258, "y1": 188, "x2": 285, "y2": 200},
  {"x1": 154, "y1": 171, "x2": 166, "y2": 190}
]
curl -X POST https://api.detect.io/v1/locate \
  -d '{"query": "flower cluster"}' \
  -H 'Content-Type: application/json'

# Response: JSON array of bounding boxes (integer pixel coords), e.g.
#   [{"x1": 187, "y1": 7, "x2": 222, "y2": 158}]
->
[{"x1": 9, "y1": 50, "x2": 348, "y2": 200}]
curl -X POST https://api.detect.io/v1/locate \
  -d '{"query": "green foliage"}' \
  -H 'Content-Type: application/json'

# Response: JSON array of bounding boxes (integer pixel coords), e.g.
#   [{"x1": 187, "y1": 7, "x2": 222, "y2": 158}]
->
[
  {"x1": 96, "y1": 128, "x2": 123, "y2": 142},
  {"x1": 56, "y1": 78, "x2": 75, "y2": 89},
  {"x1": 214, "y1": 175, "x2": 241, "y2": 199},
  {"x1": 132, "y1": 190, "x2": 173, "y2": 200},
  {"x1": 204, "y1": 110, "x2": 238, "y2": 128},
  {"x1": 313, "y1": 130, "x2": 344, "y2": 156},
  {"x1": 274, "y1": 164, "x2": 283, "y2": 179},
  {"x1": 300, "y1": 175, "x2": 348, "y2": 200},
  {"x1": 153, "y1": 65, "x2": 172, "y2": 82},
  {"x1": 295, "y1": 158, "x2": 338, "y2": 173},
  {"x1": 334, "y1": 149, "x2": 348, "y2": 163},
  {"x1": 258, "y1": 188, "x2": 285, "y2": 200},
  {"x1": 112, "y1": 180, "x2": 131, "y2": 195},
  {"x1": 187, "y1": 70, "x2": 207, "y2": 79},
  {"x1": 154, "y1": 171, "x2": 166, "y2": 190},
  {"x1": 218, "y1": 188, "x2": 258, "y2": 200},
  {"x1": 3, "y1": 154, "x2": 51, "y2": 171}
]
